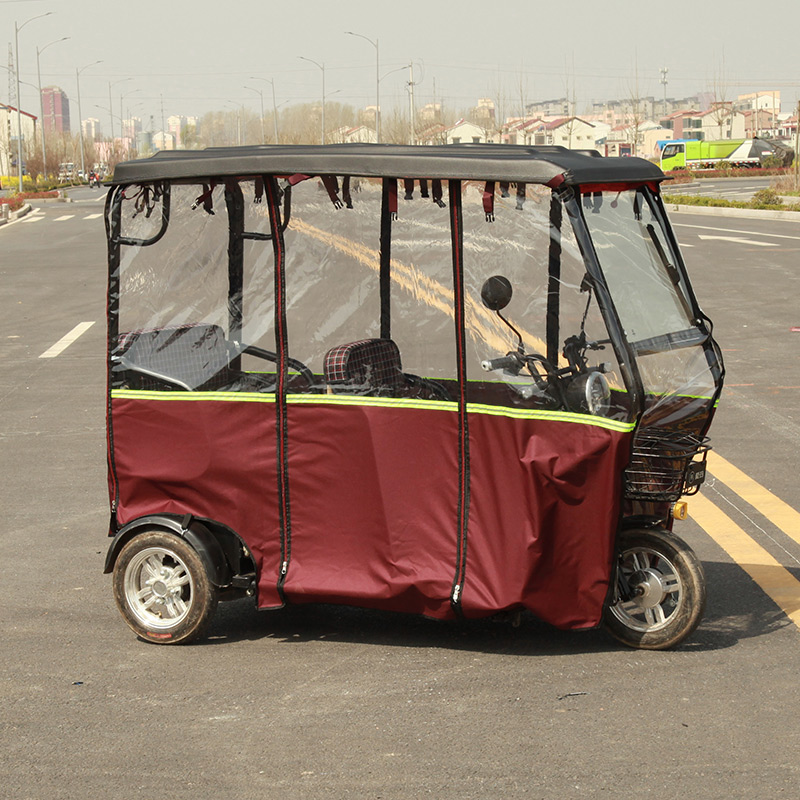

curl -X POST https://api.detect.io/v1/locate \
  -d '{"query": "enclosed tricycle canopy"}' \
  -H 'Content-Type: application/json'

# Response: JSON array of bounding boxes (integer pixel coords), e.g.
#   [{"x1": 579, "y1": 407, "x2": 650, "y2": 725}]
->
[
  {"x1": 104, "y1": 143, "x2": 721, "y2": 634},
  {"x1": 109, "y1": 142, "x2": 665, "y2": 188}
]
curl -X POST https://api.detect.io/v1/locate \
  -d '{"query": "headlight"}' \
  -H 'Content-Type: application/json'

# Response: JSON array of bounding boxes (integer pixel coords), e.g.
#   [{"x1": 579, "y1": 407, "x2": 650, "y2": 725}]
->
[{"x1": 565, "y1": 370, "x2": 611, "y2": 416}]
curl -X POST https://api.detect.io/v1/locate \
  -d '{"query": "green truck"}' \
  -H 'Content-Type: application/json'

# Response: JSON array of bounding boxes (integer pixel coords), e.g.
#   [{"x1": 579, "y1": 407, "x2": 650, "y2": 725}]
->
[{"x1": 660, "y1": 138, "x2": 794, "y2": 171}]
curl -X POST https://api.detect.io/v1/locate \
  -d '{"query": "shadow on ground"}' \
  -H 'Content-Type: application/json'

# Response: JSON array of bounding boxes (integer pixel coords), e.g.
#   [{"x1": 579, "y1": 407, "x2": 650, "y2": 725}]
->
[{"x1": 187, "y1": 559, "x2": 794, "y2": 656}]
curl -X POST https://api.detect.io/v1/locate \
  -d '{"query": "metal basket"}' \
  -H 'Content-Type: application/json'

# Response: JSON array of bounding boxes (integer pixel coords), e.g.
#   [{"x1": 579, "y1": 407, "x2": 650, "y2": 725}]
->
[{"x1": 624, "y1": 428, "x2": 710, "y2": 501}]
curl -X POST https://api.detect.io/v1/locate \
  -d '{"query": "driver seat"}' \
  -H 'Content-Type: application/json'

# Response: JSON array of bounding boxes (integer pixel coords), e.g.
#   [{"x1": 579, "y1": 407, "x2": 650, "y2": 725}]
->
[{"x1": 115, "y1": 323, "x2": 273, "y2": 392}]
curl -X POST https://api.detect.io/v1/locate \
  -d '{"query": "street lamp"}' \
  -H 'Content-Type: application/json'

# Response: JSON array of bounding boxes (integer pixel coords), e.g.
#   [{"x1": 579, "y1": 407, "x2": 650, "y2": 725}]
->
[
  {"x1": 244, "y1": 86, "x2": 265, "y2": 143},
  {"x1": 224, "y1": 102, "x2": 245, "y2": 146},
  {"x1": 345, "y1": 31, "x2": 380, "y2": 143},
  {"x1": 298, "y1": 56, "x2": 326, "y2": 144},
  {"x1": 108, "y1": 78, "x2": 132, "y2": 141},
  {"x1": 120, "y1": 88, "x2": 140, "y2": 141},
  {"x1": 15, "y1": 11, "x2": 53, "y2": 191},
  {"x1": 76, "y1": 60, "x2": 103, "y2": 181},
  {"x1": 37, "y1": 36, "x2": 69, "y2": 181},
  {"x1": 249, "y1": 76, "x2": 279, "y2": 143}
]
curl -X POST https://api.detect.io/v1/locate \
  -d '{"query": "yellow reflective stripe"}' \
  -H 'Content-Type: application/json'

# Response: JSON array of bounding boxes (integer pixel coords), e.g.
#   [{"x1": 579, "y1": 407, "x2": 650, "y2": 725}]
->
[
  {"x1": 111, "y1": 389, "x2": 276, "y2": 403},
  {"x1": 111, "y1": 389, "x2": 634, "y2": 431},
  {"x1": 287, "y1": 393, "x2": 456, "y2": 412},
  {"x1": 466, "y1": 402, "x2": 635, "y2": 432}
]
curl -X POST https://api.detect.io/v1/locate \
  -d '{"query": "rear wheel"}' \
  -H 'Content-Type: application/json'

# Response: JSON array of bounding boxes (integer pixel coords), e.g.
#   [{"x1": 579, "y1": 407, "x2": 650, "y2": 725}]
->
[
  {"x1": 112, "y1": 530, "x2": 218, "y2": 644},
  {"x1": 603, "y1": 528, "x2": 705, "y2": 650}
]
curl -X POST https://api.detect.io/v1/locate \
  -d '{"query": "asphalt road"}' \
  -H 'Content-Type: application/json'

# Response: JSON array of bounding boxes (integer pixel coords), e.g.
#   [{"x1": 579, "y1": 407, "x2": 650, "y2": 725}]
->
[{"x1": 2, "y1": 189, "x2": 800, "y2": 799}]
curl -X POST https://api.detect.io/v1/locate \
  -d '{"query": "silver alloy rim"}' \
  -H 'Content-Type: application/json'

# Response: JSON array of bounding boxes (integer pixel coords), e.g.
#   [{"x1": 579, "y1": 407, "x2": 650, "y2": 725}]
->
[
  {"x1": 123, "y1": 546, "x2": 194, "y2": 630},
  {"x1": 610, "y1": 545, "x2": 683, "y2": 632}
]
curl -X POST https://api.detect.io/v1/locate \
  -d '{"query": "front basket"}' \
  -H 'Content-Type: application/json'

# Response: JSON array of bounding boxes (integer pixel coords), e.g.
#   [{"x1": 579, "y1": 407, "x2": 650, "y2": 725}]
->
[{"x1": 624, "y1": 428, "x2": 710, "y2": 502}]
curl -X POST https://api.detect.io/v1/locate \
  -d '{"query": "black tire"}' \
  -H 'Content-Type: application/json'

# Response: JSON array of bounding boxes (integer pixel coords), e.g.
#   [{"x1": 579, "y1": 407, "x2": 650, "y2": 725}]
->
[
  {"x1": 112, "y1": 530, "x2": 218, "y2": 645},
  {"x1": 603, "y1": 527, "x2": 706, "y2": 650}
]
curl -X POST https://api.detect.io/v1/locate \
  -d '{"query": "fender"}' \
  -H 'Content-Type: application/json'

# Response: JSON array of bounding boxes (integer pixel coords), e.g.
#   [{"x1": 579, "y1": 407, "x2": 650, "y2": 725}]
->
[{"x1": 104, "y1": 514, "x2": 233, "y2": 587}]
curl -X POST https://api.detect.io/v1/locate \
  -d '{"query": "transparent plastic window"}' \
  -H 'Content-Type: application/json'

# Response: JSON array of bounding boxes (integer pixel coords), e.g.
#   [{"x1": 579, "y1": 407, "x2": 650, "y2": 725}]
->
[
  {"x1": 283, "y1": 177, "x2": 455, "y2": 400},
  {"x1": 113, "y1": 181, "x2": 278, "y2": 393},
  {"x1": 461, "y1": 182, "x2": 629, "y2": 420}
]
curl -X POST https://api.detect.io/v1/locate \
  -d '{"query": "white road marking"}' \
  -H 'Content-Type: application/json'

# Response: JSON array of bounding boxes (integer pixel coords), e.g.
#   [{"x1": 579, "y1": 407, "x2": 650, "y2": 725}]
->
[
  {"x1": 674, "y1": 222, "x2": 800, "y2": 242},
  {"x1": 39, "y1": 321, "x2": 96, "y2": 358},
  {"x1": 84, "y1": 213, "x2": 102, "y2": 220},
  {"x1": 21, "y1": 215, "x2": 44, "y2": 223},
  {"x1": 54, "y1": 214, "x2": 75, "y2": 221},
  {"x1": 697, "y1": 234, "x2": 778, "y2": 247}
]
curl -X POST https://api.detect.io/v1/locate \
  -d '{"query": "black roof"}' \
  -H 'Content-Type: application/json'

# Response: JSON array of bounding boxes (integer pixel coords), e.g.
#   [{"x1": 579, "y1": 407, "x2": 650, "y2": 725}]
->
[{"x1": 110, "y1": 143, "x2": 664, "y2": 187}]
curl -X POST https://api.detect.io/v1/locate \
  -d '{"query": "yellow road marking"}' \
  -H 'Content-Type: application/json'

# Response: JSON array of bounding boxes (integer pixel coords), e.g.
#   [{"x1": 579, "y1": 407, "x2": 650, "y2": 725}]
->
[
  {"x1": 707, "y1": 451, "x2": 800, "y2": 548},
  {"x1": 289, "y1": 216, "x2": 545, "y2": 355},
  {"x1": 691, "y1": 493, "x2": 800, "y2": 630}
]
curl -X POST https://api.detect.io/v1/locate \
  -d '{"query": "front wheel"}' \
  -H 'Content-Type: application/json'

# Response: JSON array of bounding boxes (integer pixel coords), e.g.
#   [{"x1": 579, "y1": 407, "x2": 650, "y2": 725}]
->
[
  {"x1": 112, "y1": 530, "x2": 218, "y2": 644},
  {"x1": 603, "y1": 528, "x2": 706, "y2": 650}
]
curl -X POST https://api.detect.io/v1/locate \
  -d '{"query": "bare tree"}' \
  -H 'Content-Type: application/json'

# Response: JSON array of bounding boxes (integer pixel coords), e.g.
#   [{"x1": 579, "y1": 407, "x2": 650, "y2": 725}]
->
[
  {"x1": 625, "y1": 59, "x2": 647, "y2": 156},
  {"x1": 708, "y1": 57, "x2": 731, "y2": 138}
]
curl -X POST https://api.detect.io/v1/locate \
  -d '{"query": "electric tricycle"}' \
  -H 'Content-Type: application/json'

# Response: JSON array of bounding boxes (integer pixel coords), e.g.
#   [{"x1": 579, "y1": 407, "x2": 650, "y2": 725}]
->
[{"x1": 102, "y1": 143, "x2": 723, "y2": 648}]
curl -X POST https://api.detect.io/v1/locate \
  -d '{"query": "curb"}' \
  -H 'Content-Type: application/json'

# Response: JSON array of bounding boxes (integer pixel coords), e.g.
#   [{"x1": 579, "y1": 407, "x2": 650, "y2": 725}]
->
[
  {"x1": 0, "y1": 203, "x2": 32, "y2": 226},
  {"x1": 11, "y1": 203, "x2": 33, "y2": 220}
]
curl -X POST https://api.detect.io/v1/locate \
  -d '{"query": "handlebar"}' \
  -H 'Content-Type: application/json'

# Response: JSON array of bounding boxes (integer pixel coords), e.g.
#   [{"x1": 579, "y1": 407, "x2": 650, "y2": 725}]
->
[{"x1": 481, "y1": 355, "x2": 522, "y2": 373}]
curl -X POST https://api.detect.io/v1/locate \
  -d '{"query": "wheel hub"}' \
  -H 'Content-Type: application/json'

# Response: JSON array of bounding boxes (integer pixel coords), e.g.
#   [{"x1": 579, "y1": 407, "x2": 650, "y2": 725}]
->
[
  {"x1": 629, "y1": 568, "x2": 668, "y2": 608},
  {"x1": 124, "y1": 546, "x2": 194, "y2": 628}
]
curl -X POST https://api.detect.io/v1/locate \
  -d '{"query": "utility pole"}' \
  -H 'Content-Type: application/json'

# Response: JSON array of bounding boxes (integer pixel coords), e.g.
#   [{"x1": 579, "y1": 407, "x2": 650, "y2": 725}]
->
[
  {"x1": 345, "y1": 32, "x2": 380, "y2": 143},
  {"x1": 298, "y1": 57, "x2": 326, "y2": 144},
  {"x1": 660, "y1": 67, "x2": 668, "y2": 118},
  {"x1": 407, "y1": 62, "x2": 417, "y2": 145}
]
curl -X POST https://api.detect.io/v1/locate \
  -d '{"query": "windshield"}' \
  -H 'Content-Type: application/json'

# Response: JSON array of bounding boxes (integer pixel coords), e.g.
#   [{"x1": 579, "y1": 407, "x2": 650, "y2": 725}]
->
[
  {"x1": 580, "y1": 188, "x2": 698, "y2": 351},
  {"x1": 577, "y1": 186, "x2": 719, "y2": 431}
]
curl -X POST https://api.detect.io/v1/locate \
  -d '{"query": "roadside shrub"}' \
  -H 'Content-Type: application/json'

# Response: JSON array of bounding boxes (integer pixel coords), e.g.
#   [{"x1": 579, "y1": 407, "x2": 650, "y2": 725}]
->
[
  {"x1": 751, "y1": 188, "x2": 783, "y2": 207},
  {"x1": 17, "y1": 190, "x2": 59, "y2": 200},
  {"x1": 0, "y1": 174, "x2": 35, "y2": 190},
  {"x1": 762, "y1": 155, "x2": 784, "y2": 169},
  {"x1": 662, "y1": 192, "x2": 800, "y2": 212},
  {"x1": 771, "y1": 174, "x2": 800, "y2": 195},
  {"x1": 0, "y1": 196, "x2": 24, "y2": 212}
]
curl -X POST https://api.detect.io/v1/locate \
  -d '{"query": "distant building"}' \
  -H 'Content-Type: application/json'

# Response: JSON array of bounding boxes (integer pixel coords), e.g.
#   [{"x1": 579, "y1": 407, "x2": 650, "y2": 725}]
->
[
  {"x1": 152, "y1": 131, "x2": 175, "y2": 151},
  {"x1": 439, "y1": 119, "x2": 494, "y2": 145},
  {"x1": 736, "y1": 91, "x2": 781, "y2": 116},
  {"x1": 122, "y1": 117, "x2": 143, "y2": 140},
  {"x1": 166, "y1": 115, "x2": 197, "y2": 149},
  {"x1": 527, "y1": 117, "x2": 597, "y2": 149},
  {"x1": 659, "y1": 110, "x2": 704, "y2": 140},
  {"x1": 0, "y1": 104, "x2": 38, "y2": 176},
  {"x1": 329, "y1": 125, "x2": 377, "y2": 144},
  {"x1": 41, "y1": 86, "x2": 70, "y2": 134},
  {"x1": 82, "y1": 117, "x2": 102, "y2": 141},
  {"x1": 418, "y1": 103, "x2": 442, "y2": 125},
  {"x1": 526, "y1": 98, "x2": 573, "y2": 118}
]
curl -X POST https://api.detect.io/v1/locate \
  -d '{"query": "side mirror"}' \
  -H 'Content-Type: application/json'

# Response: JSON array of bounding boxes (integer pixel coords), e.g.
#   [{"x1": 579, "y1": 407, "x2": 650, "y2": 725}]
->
[{"x1": 480, "y1": 275, "x2": 513, "y2": 311}]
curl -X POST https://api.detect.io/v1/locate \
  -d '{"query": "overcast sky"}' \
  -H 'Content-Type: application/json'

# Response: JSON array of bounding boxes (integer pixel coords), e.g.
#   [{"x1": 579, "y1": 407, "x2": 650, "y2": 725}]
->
[{"x1": 4, "y1": 0, "x2": 800, "y2": 132}]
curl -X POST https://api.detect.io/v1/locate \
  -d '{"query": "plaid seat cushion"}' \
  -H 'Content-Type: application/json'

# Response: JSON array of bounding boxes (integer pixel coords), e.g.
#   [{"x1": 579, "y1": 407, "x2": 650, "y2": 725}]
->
[{"x1": 323, "y1": 339, "x2": 405, "y2": 393}]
